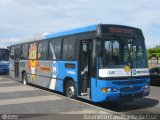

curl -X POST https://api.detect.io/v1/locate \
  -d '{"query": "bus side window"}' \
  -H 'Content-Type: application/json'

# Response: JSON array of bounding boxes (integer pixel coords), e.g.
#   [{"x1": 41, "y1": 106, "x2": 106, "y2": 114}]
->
[
  {"x1": 15, "y1": 46, "x2": 21, "y2": 60},
  {"x1": 38, "y1": 41, "x2": 48, "y2": 60},
  {"x1": 21, "y1": 43, "x2": 28, "y2": 60},
  {"x1": 68, "y1": 38, "x2": 75, "y2": 59},
  {"x1": 49, "y1": 39, "x2": 62, "y2": 60},
  {"x1": 62, "y1": 39, "x2": 69, "y2": 60},
  {"x1": 62, "y1": 37, "x2": 75, "y2": 60},
  {"x1": 28, "y1": 42, "x2": 38, "y2": 60}
]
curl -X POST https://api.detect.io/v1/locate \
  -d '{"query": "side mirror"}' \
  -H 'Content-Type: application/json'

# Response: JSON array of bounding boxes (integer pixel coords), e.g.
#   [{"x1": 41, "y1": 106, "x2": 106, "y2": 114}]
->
[
  {"x1": 7, "y1": 46, "x2": 11, "y2": 54},
  {"x1": 96, "y1": 42, "x2": 102, "y2": 56}
]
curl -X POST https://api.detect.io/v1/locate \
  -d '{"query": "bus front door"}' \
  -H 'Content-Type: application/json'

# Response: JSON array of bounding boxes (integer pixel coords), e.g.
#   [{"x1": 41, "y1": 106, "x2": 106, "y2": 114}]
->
[{"x1": 80, "y1": 41, "x2": 90, "y2": 97}]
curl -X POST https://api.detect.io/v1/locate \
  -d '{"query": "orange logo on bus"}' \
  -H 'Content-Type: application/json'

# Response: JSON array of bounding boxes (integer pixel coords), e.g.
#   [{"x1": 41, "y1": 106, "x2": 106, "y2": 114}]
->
[{"x1": 41, "y1": 66, "x2": 51, "y2": 72}]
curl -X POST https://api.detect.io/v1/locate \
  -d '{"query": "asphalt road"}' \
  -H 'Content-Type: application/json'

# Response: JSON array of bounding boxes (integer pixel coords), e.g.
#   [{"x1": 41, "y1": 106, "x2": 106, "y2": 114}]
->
[
  {"x1": 95, "y1": 87, "x2": 160, "y2": 114},
  {"x1": 0, "y1": 75, "x2": 160, "y2": 120},
  {"x1": 0, "y1": 75, "x2": 107, "y2": 114}
]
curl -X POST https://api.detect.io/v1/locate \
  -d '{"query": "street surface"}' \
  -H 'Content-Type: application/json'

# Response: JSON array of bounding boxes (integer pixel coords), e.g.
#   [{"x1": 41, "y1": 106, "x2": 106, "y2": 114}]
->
[
  {"x1": 95, "y1": 87, "x2": 160, "y2": 114},
  {"x1": 0, "y1": 75, "x2": 159, "y2": 120},
  {"x1": 0, "y1": 75, "x2": 107, "y2": 114}
]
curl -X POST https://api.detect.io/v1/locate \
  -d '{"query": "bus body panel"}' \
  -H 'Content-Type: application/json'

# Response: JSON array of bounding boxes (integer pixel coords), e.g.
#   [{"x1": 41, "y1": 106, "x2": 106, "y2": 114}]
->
[
  {"x1": 36, "y1": 61, "x2": 52, "y2": 88},
  {"x1": 18, "y1": 60, "x2": 79, "y2": 93},
  {"x1": 47, "y1": 61, "x2": 78, "y2": 93},
  {"x1": 9, "y1": 59, "x2": 15, "y2": 79},
  {"x1": 91, "y1": 78, "x2": 150, "y2": 102},
  {"x1": 57, "y1": 61, "x2": 78, "y2": 82}
]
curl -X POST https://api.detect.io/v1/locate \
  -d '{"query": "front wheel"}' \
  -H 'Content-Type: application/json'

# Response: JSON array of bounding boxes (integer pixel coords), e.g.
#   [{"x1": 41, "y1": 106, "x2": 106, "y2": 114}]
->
[
  {"x1": 65, "y1": 81, "x2": 76, "y2": 98},
  {"x1": 22, "y1": 72, "x2": 28, "y2": 85}
]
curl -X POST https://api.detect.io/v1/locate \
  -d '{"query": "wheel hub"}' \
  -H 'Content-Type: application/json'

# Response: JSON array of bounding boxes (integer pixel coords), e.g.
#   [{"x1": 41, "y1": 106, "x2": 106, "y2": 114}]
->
[{"x1": 67, "y1": 86, "x2": 75, "y2": 97}]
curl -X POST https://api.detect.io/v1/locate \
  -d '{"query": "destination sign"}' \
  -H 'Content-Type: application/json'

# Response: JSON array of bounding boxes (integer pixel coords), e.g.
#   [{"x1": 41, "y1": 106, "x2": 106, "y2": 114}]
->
[
  {"x1": 109, "y1": 27, "x2": 134, "y2": 35},
  {"x1": 99, "y1": 25, "x2": 143, "y2": 37}
]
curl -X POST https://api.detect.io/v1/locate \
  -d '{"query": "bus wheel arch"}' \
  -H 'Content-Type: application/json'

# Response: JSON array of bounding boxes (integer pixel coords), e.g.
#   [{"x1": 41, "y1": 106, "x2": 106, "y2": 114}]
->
[
  {"x1": 22, "y1": 71, "x2": 28, "y2": 85},
  {"x1": 63, "y1": 77, "x2": 77, "y2": 98}
]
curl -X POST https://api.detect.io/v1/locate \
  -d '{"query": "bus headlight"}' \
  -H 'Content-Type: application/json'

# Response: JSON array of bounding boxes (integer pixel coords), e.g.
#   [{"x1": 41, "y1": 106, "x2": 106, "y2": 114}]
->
[
  {"x1": 101, "y1": 87, "x2": 118, "y2": 92},
  {"x1": 143, "y1": 85, "x2": 149, "y2": 89}
]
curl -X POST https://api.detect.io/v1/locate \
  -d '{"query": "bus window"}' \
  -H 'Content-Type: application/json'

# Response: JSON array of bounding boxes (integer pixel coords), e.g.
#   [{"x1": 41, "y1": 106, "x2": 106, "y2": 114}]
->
[
  {"x1": 129, "y1": 39, "x2": 147, "y2": 68},
  {"x1": 10, "y1": 46, "x2": 15, "y2": 60},
  {"x1": 28, "y1": 42, "x2": 38, "y2": 59},
  {"x1": 38, "y1": 41, "x2": 48, "y2": 60},
  {"x1": 21, "y1": 43, "x2": 28, "y2": 60},
  {"x1": 104, "y1": 40, "x2": 120, "y2": 66},
  {"x1": 99, "y1": 37, "x2": 147, "y2": 69},
  {"x1": 62, "y1": 39, "x2": 68, "y2": 59},
  {"x1": 0, "y1": 49, "x2": 9, "y2": 61},
  {"x1": 49, "y1": 39, "x2": 62, "y2": 60},
  {"x1": 62, "y1": 37, "x2": 75, "y2": 60},
  {"x1": 68, "y1": 38, "x2": 75, "y2": 59},
  {"x1": 14, "y1": 46, "x2": 21, "y2": 60}
]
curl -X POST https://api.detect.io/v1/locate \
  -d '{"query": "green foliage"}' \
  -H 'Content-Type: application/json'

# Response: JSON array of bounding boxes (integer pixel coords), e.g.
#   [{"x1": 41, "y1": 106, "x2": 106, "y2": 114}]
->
[{"x1": 147, "y1": 46, "x2": 160, "y2": 63}]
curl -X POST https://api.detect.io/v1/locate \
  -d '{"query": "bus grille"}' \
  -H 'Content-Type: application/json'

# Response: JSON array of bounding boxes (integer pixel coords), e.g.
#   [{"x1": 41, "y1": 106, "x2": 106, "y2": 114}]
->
[
  {"x1": 112, "y1": 80, "x2": 145, "y2": 85},
  {"x1": 120, "y1": 86, "x2": 141, "y2": 92}
]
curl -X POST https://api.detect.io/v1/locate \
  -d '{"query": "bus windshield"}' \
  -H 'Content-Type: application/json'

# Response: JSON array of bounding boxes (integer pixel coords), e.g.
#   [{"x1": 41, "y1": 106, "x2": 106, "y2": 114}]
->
[
  {"x1": 98, "y1": 37, "x2": 147, "y2": 69},
  {"x1": 0, "y1": 50, "x2": 9, "y2": 62}
]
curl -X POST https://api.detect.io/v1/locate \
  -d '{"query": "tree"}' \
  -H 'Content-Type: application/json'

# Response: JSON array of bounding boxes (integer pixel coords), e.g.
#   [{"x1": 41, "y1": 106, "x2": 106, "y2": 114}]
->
[{"x1": 147, "y1": 46, "x2": 160, "y2": 64}]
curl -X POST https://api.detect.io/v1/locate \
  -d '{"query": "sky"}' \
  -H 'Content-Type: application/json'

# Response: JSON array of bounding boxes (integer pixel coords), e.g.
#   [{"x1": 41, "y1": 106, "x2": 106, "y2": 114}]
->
[{"x1": 0, "y1": 0, "x2": 160, "y2": 48}]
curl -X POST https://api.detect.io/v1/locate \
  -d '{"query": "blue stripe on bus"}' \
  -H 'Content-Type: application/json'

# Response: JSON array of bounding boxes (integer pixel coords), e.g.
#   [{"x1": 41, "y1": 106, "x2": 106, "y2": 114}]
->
[{"x1": 45, "y1": 25, "x2": 97, "y2": 39}]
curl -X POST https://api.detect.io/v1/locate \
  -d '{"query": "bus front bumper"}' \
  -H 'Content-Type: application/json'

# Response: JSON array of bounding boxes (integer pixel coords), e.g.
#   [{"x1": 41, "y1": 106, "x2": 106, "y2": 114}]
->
[
  {"x1": 105, "y1": 88, "x2": 149, "y2": 102},
  {"x1": 0, "y1": 67, "x2": 9, "y2": 74},
  {"x1": 92, "y1": 88, "x2": 150, "y2": 102},
  {"x1": 119, "y1": 88, "x2": 150, "y2": 101},
  {"x1": 91, "y1": 78, "x2": 150, "y2": 102}
]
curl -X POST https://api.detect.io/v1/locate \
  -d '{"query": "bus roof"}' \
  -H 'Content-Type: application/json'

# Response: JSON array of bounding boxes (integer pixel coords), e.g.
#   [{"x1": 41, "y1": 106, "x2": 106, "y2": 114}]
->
[
  {"x1": 45, "y1": 24, "x2": 97, "y2": 39},
  {"x1": 10, "y1": 24, "x2": 143, "y2": 46}
]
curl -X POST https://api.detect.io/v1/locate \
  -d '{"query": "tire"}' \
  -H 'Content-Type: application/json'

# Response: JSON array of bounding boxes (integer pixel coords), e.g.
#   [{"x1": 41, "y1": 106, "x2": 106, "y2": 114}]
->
[
  {"x1": 22, "y1": 72, "x2": 28, "y2": 85},
  {"x1": 65, "y1": 81, "x2": 76, "y2": 98},
  {"x1": 5, "y1": 71, "x2": 9, "y2": 75}
]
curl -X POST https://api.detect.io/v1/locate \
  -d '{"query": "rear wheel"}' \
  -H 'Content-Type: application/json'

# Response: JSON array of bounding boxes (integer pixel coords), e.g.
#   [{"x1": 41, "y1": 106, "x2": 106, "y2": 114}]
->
[
  {"x1": 65, "y1": 81, "x2": 76, "y2": 98},
  {"x1": 22, "y1": 72, "x2": 28, "y2": 85}
]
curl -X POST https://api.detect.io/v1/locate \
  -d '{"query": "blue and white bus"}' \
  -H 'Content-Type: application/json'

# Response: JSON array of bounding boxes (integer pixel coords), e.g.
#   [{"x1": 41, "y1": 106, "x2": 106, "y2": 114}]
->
[
  {"x1": 9, "y1": 24, "x2": 150, "y2": 102},
  {"x1": 0, "y1": 48, "x2": 9, "y2": 74}
]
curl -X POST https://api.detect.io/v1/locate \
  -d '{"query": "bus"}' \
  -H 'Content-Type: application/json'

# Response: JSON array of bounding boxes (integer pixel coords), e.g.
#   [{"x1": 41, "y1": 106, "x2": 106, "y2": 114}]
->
[
  {"x1": 9, "y1": 24, "x2": 150, "y2": 102},
  {"x1": 0, "y1": 48, "x2": 9, "y2": 74}
]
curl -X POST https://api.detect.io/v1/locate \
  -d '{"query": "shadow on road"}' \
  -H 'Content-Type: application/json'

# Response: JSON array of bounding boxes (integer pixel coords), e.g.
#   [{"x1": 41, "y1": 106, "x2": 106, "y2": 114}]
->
[
  {"x1": 3, "y1": 75, "x2": 158, "y2": 114},
  {"x1": 0, "y1": 72, "x2": 9, "y2": 75},
  {"x1": 93, "y1": 98, "x2": 159, "y2": 112},
  {"x1": 26, "y1": 83, "x2": 159, "y2": 113}
]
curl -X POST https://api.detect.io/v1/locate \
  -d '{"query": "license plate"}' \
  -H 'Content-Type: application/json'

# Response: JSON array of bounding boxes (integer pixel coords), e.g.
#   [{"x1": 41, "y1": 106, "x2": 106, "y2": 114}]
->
[{"x1": 143, "y1": 89, "x2": 150, "y2": 94}]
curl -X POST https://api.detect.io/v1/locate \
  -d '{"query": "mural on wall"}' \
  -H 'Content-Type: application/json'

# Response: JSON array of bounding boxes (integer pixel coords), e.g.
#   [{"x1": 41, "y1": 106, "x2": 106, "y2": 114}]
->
[{"x1": 28, "y1": 43, "x2": 39, "y2": 83}]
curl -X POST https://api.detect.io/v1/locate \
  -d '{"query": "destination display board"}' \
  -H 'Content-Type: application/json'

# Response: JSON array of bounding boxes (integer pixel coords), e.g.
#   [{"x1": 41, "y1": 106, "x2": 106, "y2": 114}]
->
[{"x1": 99, "y1": 25, "x2": 144, "y2": 37}]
